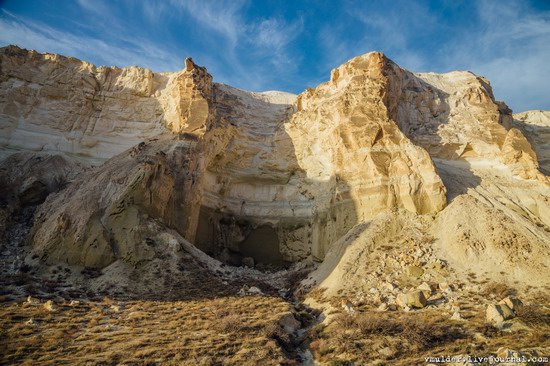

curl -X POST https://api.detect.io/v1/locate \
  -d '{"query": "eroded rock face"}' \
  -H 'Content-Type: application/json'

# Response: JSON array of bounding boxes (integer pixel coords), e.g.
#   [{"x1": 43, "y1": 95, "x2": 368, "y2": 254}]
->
[
  {"x1": 0, "y1": 152, "x2": 83, "y2": 242},
  {"x1": 279, "y1": 52, "x2": 447, "y2": 259},
  {"x1": 0, "y1": 45, "x2": 210, "y2": 164},
  {"x1": 513, "y1": 110, "x2": 550, "y2": 175},
  {"x1": 30, "y1": 137, "x2": 204, "y2": 268},
  {"x1": 194, "y1": 53, "x2": 447, "y2": 263},
  {"x1": 1, "y1": 46, "x2": 547, "y2": 269},
  {"x1": 380, "y1": 62, "x2": 546, "y2": 182}
]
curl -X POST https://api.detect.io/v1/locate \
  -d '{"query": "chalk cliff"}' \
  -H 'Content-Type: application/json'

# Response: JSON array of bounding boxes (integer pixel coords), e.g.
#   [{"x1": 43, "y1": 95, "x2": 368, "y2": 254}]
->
[
  {"x1": 0, "y1": 46, "x2": 210, "y2": 164},
  {"x1": 0, "y1": 46, "x2": 548, "y2": 272}
]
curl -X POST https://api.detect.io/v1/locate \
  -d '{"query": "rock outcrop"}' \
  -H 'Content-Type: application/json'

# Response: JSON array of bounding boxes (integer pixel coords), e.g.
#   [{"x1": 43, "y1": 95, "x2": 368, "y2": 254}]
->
[
  {"x1": 513, "y1": 110, "x2": 550, "y2": 175},
  {"x1": 1, "y1": 45, "x2": 548, "y2": 272},
  {"x1": 30, "y1": 137, "x2": 204, "y2": 268},
  {"x1": 284, "y1": 52, "x2": 446, "y2": 259},
  {"x1": 195, "y1": 53, "x2": 447, "y2": 263},
  {"x1": 0, "y1": 152, "x2": 83, "y2": 242},
  {"x1": 0, "y1": 45, "x2": 210, "y2": 164},
  {"x1": 381, "y1": 65, "x2": 546, "y2": 182}
]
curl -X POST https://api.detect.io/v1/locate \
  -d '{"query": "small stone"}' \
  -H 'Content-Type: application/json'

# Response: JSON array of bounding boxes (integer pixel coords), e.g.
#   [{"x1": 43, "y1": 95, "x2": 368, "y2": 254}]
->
[
  {"x1": 427, "y1": 261, "x2": 445, "y2": 271},
  {"x1": 44, "y1": 300, "x2": 57, "y2": 312},
  {"x1": 377, "y1": 303, "x2": 388, "y2": 311},
  {"x1": 341, "y1": 299, "x2": 355, "y2": 314},
  {"x1": 438, "y1": 282, "x2": 452, "y2": 292},
  {"x1": 241, "y1": 257, "x2": 254, "y2": 268},
  {"x1": 382, "y1": 282, "x2": 395, "y2": 292},
  {"x1": 397, "y1": 290, "x2": 427, "y2": 309},
  {"x1": 498, "y1": 296, "x2": 523, "y2": 312},
  {"x1": 237, "y1": 285, "x2": 249, "y2": 296},
  {"x1": 451, "y1": 311, "x2": 463, "y2": 321},
  {"x1": 378, "y1": 347, "x2": 393, "y2": 357},
  {"x1": 428, "y1": 294, "x2": 446, "y2": 304},
  {"x1": 486, "y1": 304, "x2": 514, "y2": 323},
  {"x1": 247, "y1": 286, "x2": 263, "y2": 295},
  {"x1": 110, "y1": 305, "x2": 121, "y2": 312},
  {"x1": 405, "y1": 265, "x2": 424, "y2": 278},
  {"x1": 417, "y1": 283, "x2": 432, "y2": 299},
  {"x1": 278, "y1": 312, "x2": 301, "y2": 333},
  {"x1": 26, "y1": 296, "x2": 40, "y2": 305},
  {"x1": 373, "y1": 294, "x2": 384, "y2": 305}
]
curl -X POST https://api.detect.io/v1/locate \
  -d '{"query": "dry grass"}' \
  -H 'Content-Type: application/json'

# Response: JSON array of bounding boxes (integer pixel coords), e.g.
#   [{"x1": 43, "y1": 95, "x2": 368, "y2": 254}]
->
[
  {"x1": 516, "y1": 305, "x2": 550, "y2": 327},
  {"x1": 308, "y1": 305, "x2": 550, "y2": 366},
  {"x1": 0, "y1": 295, "x2": 296, "y2": 365},
  {"x1": 481, "y1": 281, "x2": 517, "y2": 299}
]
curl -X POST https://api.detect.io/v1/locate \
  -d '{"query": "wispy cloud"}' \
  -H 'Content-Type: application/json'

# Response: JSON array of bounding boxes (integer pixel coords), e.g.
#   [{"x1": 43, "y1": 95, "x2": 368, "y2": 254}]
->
[
  {"x1": 76, "y1": 0, "x2": 110, "y2": 16},
  {"x1": 168, "y1": 0, "x2": 247, "y2": 46},
  {"x1": 440, "y1": 0, "x2": 550, "y2": 111},
  {"x1": 120, "y1": 0, "x2": 304, "y2": 90},
  {"x1": 0, "y1": 9, "x2": 180, "y2": 71},
  {"x1": 316, "y1": 1, "x2": 437, "y2": 78},
  {"x1": 248, "y1": 16, "x2": 304, "y2": 71}
]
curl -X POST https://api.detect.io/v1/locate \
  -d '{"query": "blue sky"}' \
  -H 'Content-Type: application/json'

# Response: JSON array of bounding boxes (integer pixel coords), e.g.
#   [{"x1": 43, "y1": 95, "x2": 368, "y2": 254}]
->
[{"x1": 1, "y1": 0, "x2": 549, "y2": 112}]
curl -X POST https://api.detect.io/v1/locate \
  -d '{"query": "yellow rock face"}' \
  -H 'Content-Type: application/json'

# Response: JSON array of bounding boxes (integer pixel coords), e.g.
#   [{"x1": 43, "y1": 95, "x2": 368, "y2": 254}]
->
[
  {"x1": 2, "y1": 46, "x2": 547, "y2": 268},
  {"x1": 0, "y1": 45, "x2": 210, "y2": 164},
  {"x1": 284, "y1": 52, "x2": 447, "y2": 258},
  {"x1": 513, "y1": 110, "x2": 550, "y2": 176}
]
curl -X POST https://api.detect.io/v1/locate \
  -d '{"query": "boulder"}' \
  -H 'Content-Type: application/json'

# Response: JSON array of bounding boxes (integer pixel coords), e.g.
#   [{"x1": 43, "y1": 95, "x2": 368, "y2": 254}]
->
[
  {"x1": 438, "y1": 282, "x2": 453, "y2": 292},
  {"x1": 341, "y1": 299, "x2": 355, "y2": 314},
  {"x1": 417, "y1": 282, "x2": 433, "y2": 298},
  {"x1": 451, "y1": 311, "x2": 463, "y2": 321},
  {"x1": 426, "y1": 261, "x2": 445, "y2": 271},
  {"x1": 238, "y1": 285, "x2": 264, "y2": 296},
  {"x1": 241, "y1": 257, "x2": 255, "y2": 268},
  {"x1": 486, "y1": 304, "x2": 515, "y2": 323},
  {"x1": 405, "y1": 265, "x2": 424, "y2": 279},
  {"x1": 278, "y1": 312, "x2": 301, "y2": 333},
  {"x1": 498, "y1": 297, "x2": 523, "y2": 312},
  {"x1": 248, "y1": 286, "x2": 263, "y2": 295},
  {"x1": 397, "y1": 290, "x2": 427, "y2": 309}
]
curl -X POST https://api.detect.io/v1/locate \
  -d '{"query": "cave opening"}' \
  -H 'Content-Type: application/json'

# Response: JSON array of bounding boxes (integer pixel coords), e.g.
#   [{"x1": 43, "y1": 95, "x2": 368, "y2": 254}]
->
[
  {"x1": 194, "y1": 206, "x2": 290, "y2": 270},
  {"x1": 239, "y1": 225, "x2": 285, "y2": 267}
]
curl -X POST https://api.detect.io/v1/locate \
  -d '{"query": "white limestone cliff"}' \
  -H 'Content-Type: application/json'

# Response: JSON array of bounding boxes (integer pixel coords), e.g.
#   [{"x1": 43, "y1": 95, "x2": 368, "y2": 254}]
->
[{"x1": 1, "y1": 46, "x2": 548, "y2": 272}]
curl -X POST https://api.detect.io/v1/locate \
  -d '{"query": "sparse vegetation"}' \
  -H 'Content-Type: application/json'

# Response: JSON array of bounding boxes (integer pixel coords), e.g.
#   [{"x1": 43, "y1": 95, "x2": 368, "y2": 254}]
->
[
  {"x1": 308, "y1": 307, "x2": 550, "y2": 365},
  {"x1": 482, "y1": 282, "x2": 517, "y2": 298},
  {"x1": 0, "y1": 296, "x2": 294, "y2": 365}
]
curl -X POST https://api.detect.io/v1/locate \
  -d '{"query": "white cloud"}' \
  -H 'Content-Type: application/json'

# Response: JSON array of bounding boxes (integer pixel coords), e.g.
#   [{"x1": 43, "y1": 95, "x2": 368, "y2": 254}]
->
[
  {"x1": 168, "y1": 0, "x2": 247, "y2": 46},
  {"x1": 440, "y1": 0, "x2": 550, "y2": 111},
  {"x1": 0, "y1": 10, "x2": 180, "y2": 71},
  {"x1": 76, "y1": 0, "x2": 110, "y2": 16},
  {"x1": 124, "y1": 0, "x2": 304, "y2": 90},
  {"x1": 247, "y1": 16, "x2": 303, "y2": 71}
]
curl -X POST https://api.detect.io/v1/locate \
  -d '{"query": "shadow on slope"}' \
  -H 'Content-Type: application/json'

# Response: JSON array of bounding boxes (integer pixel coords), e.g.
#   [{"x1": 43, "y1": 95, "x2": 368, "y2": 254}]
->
[{"x1": 512, "y1": 119, "x2": 550, "y2": 176}]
